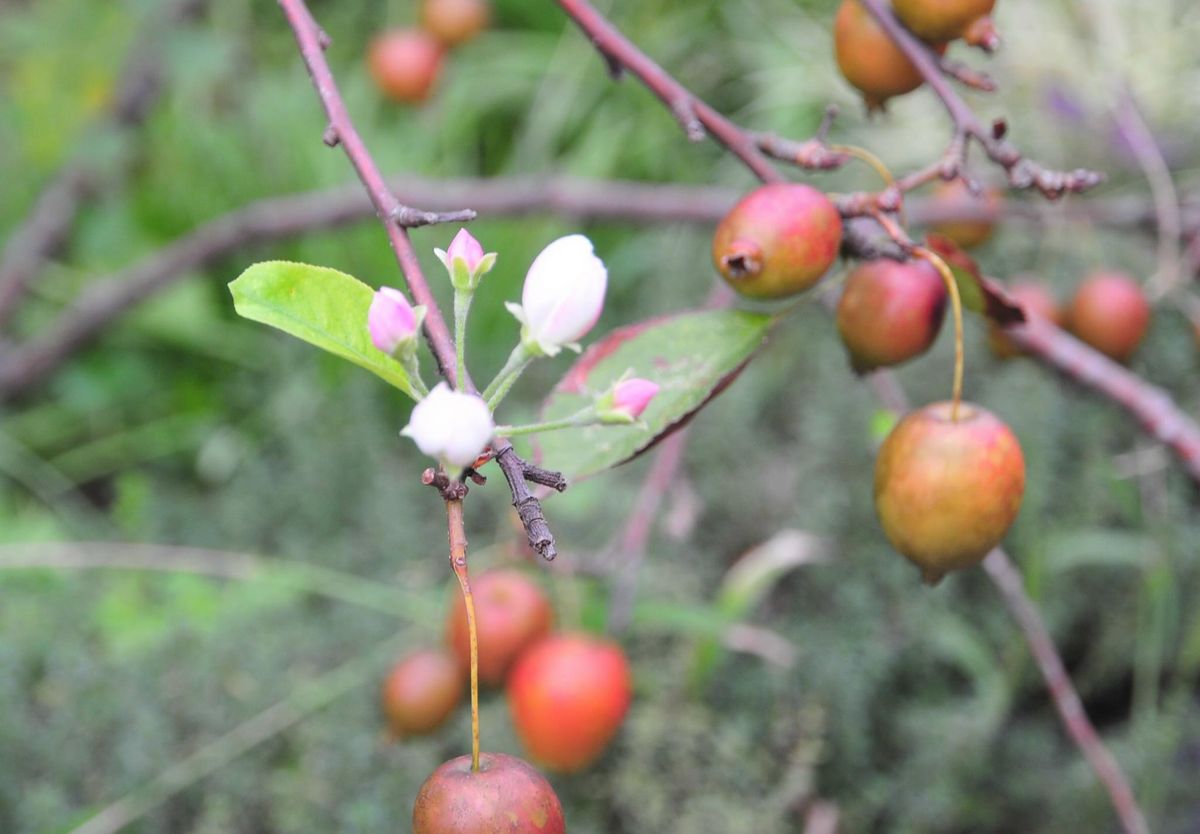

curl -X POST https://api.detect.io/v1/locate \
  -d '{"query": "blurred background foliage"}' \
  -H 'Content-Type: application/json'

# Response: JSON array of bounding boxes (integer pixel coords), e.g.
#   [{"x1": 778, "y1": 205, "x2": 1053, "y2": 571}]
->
[{"x1": 1, "y1": 0, "x2": 1199, "y2": 832}]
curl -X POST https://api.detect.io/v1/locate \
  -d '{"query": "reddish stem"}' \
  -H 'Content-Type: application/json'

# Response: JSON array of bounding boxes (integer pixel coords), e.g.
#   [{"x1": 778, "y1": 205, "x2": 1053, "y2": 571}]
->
[{"x1": 277, "y1": 0, "x2": 463, "y2": 385}]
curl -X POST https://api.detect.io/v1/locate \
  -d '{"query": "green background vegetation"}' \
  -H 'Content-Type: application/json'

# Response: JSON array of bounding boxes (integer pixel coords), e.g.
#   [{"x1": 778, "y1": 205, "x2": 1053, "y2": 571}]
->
[{"x1": 2, "y1": 0, "x2": 1199, "y2": 831}]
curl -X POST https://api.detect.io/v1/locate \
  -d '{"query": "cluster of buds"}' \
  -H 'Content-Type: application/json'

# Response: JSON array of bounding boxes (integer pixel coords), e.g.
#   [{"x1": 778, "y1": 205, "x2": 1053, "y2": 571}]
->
[{"x1": 368, "y1": 228, "x2": 658, "y2": 474}]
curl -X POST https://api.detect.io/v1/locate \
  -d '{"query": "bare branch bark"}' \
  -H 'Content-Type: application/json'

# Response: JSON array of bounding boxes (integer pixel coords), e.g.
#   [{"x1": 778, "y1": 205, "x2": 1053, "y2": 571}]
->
[{"x1": 0, "y1": 0, "x2": 209, "y2": 331}]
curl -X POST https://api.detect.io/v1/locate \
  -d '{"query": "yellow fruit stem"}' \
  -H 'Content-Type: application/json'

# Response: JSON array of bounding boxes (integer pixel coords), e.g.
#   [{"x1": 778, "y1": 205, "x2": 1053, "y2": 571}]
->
[
  {"x1": 829, "y1": 143, "x2": 896, "y2": 190},
  {"x1": 913, "y1": 246, "x2": 965, "y2": 421},
  {"x1": 446, "y1": 498, "x2": 480, "y2": 772}
]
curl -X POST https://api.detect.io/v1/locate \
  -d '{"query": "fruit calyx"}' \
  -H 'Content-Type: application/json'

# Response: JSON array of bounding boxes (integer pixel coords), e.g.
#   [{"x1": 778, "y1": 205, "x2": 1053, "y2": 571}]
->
[{"x1": 719, "y1": 239, "x2": 764, "y2": 282}]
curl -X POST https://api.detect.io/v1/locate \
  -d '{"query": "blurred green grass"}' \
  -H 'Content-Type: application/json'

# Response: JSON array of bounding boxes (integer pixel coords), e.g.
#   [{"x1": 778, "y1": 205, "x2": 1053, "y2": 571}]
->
[{"x1": 2, "y1": 0, "x2": 1200, "y2": 832}]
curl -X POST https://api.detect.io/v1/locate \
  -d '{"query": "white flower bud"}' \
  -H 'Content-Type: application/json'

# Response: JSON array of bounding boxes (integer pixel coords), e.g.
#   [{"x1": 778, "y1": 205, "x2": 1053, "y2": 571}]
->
[
  {"x1": 400, "y1": 383, "x2": 494, "y2": 471},
  {"x1": 505, "y1": 234, "x2": 607, "y2": 356}
]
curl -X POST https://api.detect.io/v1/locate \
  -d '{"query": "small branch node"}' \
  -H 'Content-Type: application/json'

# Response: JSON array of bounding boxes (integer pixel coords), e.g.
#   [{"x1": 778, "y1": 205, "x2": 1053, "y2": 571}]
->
[
  {"x1": 670, "y1": 98, "x2": 706, "y2": 142},
  {"x1": 322, "y1": 125, "x2": 340, "y2": 147},
  {"x1": 390, "y1": 205, "x2": 478, "y2": 229}
]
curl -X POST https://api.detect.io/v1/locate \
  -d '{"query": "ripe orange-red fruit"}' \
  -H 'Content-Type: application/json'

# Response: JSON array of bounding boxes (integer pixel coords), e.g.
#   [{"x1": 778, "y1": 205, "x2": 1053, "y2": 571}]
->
[
  {"x1": 507, "y1": 634, "x2": 632, "y2": 773},
  {"x1": 446, "y1": 570, "x2": 553, "y2": 686},
  {"x1": 834, "y1": 0, "x2": 944, "y2": 110},
  {"x1": 380, "y1": 648, "x2": 463, "y2": 737},
  {"x1": 412, "y1": 752, "x2": 565, "y2": 834},
  {"x1": 928, "y1": 180, "x2": 1002, "y2": 250},
  {"x1": 367, "y1": 28, "x2": 444, "y2": 104},
  {"x1": 988, "y1": 281, "x2": 1063, "y2": 359},
  {"x1": 836, "y1": 259, "x2": 947, "y2": 372},
  {"x1": 420, "y1": 0, "x2": 490, "y2": 47},
  {"x1": 1066, "y1": 271, "x2": 1151, "y2": 363},
  {"x1": 892, "y1": 0, "x2": 996, "y2": 46},
  {"x1": 712, "y1": 183, "x2": 843, "y2": 300},
  {"x1": 874, "y1": 402, "x2": 1025, "y2": 584}
]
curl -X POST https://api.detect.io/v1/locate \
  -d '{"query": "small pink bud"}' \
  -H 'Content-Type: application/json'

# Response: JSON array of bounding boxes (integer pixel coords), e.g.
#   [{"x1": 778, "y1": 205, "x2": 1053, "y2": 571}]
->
[
  {"x1": 446, "y1": 228, "x2": 485, "y2": 274},
  {"x1": 369, "y1": 287, "x2": 419, "y2": 355},
  {"x1": 610, "y1": 378, "x2": 659, "y2": 419},
  {"x1": 435, "y1": 228, "x2": 496, "y2": 291}
]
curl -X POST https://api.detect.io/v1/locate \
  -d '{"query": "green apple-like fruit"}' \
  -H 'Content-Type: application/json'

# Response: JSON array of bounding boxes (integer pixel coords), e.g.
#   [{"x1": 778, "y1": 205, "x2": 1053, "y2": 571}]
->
[
  {"x1": 367, "y1": 28, "x2": 444, "y2": 104},
  {"x1": 507, "y1": 633, "x2": 632, "y2": 773},
  {"x1": 412, "y1": 753, "x2": 565, "y2": 834},
  {"x1": 380, "y1": 649, "x2": 463, "y2": 737},
  {"x1": 1066, "y1": 271, "x2": 1151, "y2": 363},
  {"x1": 874, "y1": 401, "x2": 1025, "y2": 584},
  {"x1": 445, "y1": 570, "x2": 553, "y2": 686},
  {"x1": 712, "y1": 183, "x2": 842, "y2": 300},
  {"x1": 836, "y1": 259, "x2": 947, "y2": 372}
]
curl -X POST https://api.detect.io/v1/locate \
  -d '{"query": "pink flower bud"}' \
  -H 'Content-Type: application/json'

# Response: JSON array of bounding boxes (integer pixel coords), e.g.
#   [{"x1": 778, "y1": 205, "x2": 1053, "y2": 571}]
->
[
  {"x1": 400, "y1": 383, "x2": 494, "y2": 470},
  {"x1": 506, "y1": 234, "x2": 607, "y2": 355},
  {"x1": 435, "y1": 228, "x2": 496, "y2": 291},
  {"x1": 610, "y1": 378, "x2": 659, "y2": 419},
  {"x1": 446, "y1": 228, "x2": 485, "y2": 273},
  {"x1": 369, "y1": 287, "x2": 419, "y2": 355}
]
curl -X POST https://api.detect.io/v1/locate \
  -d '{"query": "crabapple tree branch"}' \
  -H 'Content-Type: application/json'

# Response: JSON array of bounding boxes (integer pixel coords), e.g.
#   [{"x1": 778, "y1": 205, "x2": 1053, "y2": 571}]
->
[
  {"x1": 276, "y1": 0, "x2": 572, "y2": 562},
  {"x1": 3, "y1": 175, "x2": 1200, "y2": 496},
  {"x1": 549, "y1": 1, "x2": 1147, "y2": 828},
  {"x1": 857, "y1": 0, "x2": 1103, "y2": 198},
  {"x1": 0, "y1": 0, "x2": 209, "y2": 332},
  {"x1": 277, "y1": 0, "x2": 473, "y2": 386}
]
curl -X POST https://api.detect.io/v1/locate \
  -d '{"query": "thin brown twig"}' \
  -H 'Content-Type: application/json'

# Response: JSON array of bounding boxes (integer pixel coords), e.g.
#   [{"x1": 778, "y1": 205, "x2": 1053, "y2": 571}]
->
[
  {"x1": 982, "y1": 552, "x2": 1150, "y2": 834},
  {"x1": 858, "y1": 0, "x2": 1102, "y2": 199},
  {"x1": 277, "y1": 0, "x2": 470, "y2": 385},
  {"x1": 1003, "y1": 316, "x2": 1200, "y2": 482},
  {"x1": 0, "y1": 0, "x2": 209, "y2": 331},
  {"x1": 276, "y1": 0, "x2": 569, "y2": 559}
]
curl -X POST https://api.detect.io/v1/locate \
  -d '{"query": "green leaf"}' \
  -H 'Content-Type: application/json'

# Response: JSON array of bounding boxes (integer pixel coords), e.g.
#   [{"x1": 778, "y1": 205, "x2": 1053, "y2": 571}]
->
[
  {"x1": 536, "y1": 309, "x2": 774, "y2": 480},
  {"x1": 228, "y1": 261, "x2": 417, "y2": 398}
]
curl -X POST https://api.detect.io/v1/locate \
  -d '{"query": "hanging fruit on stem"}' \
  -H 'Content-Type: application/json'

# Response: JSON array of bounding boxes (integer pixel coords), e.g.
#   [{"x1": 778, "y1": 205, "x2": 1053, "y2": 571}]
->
[
  {"x1": 413, "y1": 753, "x2": 566, "y2": 834},
  {"x1": 892, "y1": 0, "x2": 998, "y2": 48},
  {"x1": 874, "y1": 401, "x2": 1026, "y2": 584},
  {"x1": 712, "y1": 183, "x2": 842, "y2": 300},
  {"x1": 837, "y1": 258, "x2": 947, "y2": 372},
  {"x1": 834, "y1": 0, "x2": 946, "y2": 110}
]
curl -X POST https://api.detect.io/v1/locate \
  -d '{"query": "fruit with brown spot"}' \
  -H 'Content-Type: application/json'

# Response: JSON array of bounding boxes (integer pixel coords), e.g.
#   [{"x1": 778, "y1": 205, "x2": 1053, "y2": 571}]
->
[
  {"x1": 836, "y1": 259, "x2": 947, "y2": 372},
  {"x1": 874, "y1": 402, "x2": 1025, "y2": 584},
  {"x1": 712, "y1": 183, "x2": 842, "y2": 300},
  {"x1": 412, "y1": 752, "x2": 565, "y2": 834},
  {"x1": 445, "y1": 570, "x2": 553, "y2": 686},
  {"x1": 507, "y1": 633, "x2": 632, "y2": 773}
]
